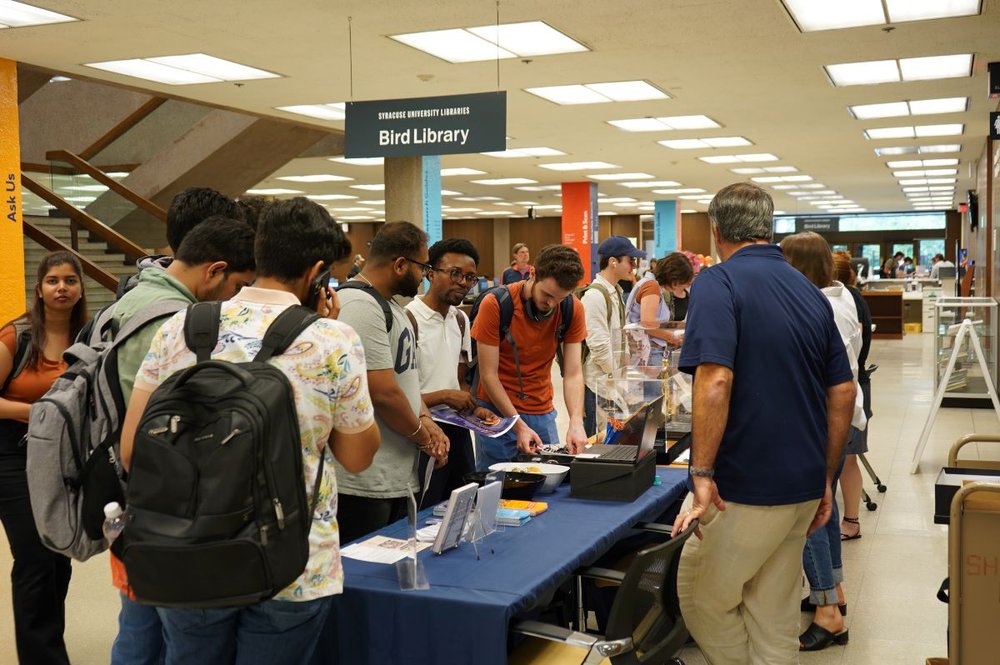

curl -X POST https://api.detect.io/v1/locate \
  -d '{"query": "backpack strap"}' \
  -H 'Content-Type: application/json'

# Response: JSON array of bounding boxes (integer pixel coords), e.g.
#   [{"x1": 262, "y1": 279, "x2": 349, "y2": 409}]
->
[
  {"x1": 553, "y1": 295, "x2": 576, "y2": 371},
  {"x1": 455, "y1": 310, "x2": 468, "y2": 363},
  {"x1": 404, "y1": 309, "x2": 419, "y2": 344},
  {"x1": 492, "y1": 287, "x2": 528, "y2": 400},
  {"x1": 336, "y1": 281, "x2": 393, "y2": 333},
  {"x1": 255, "y1": 306, "x2": 320, "y2": 363},
  {"x1": 1, "y1": 322, "x2": 32, "y2": 396},
  {"x1": 183, "y1": 302, "x2": 222, "y2": 363}
]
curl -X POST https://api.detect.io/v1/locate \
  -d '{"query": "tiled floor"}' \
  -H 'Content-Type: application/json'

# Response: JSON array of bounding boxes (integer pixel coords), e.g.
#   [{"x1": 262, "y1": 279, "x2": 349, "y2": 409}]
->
[{"x1": 0, "y1": 333, "x2": 986, "y2": 663}]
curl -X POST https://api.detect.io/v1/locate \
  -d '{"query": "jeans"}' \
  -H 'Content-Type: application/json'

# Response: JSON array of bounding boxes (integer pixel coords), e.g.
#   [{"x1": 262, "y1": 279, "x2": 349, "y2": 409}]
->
[
  {"x1": 643, "y1": 345, "x2": 666, "y2": 401},
  {"x1": 157, "y1": 597, "x2": 333, "y2": 665},
  {"x1": 111, "y1": 592, "x2": 165, "y2": 665},
  {"x1": 802, "y1": 451, "x2": 848, "y2": 606},
  {"x1": 473, "y1": 402, "x2": 560, "y2": 471},
  {"x1": 0, "y1": 420, "x2": 72, "y2": 665}
]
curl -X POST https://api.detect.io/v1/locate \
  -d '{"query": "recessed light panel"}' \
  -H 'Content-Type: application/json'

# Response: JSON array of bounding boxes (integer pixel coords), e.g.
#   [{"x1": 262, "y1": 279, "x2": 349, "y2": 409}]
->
[
  {"x1": 886, "y1": 158, "x2": 959, "y2": 168},
  {"x1": 349, "y1": 184, "x2": 386, "y2": 191},
  {"x1": 440, "y1": 168, "x2": 486, "y2": 176},
  {"x1": 277, "y1": 174, "x2": 353, "y2": 183},
  {"x1": 659, "y1": 136, "x2": 752, "y2": 149},
  {"x1": 0, "y1": 0, "x2": 76, "y2": 28},
  {"x1": 245, "y1": 188, "x2": 303, "y2": 196},
  {"x1": 329, "y1": 157, "x2": 384, "y2": 166},
  {"x1": 471, "y1": 178, "x2": 538, "y2": 185},
  {"x1": 525, "y1": 80, "x2": 667, "y2": 105},
  {"x1": 826, "y1": 60, "x2": 899, "y2": 86},
  {"x1": 608, "y1": 115, "x2": 720, "y2": 132},
  {"x1": 276, "y1": 103, "x2": 345, "y2": 121},
  {"x1": 481, "y1": 147, "x2": 565, "y2": 158},
  {"x1": 899, "y1": 54, "x2": 974, "y2": 81},
  {"x1": 538, "y1": 161, "x2": 620, "y2": 171},
  {"x1": 652, "y1": 188, "x2": 706, "y2": 195},
  {"x1": 86, "y1": 53, "x2": 279, "y2": 85},
  {"x1": 588, "y1": 173, "x2": 655, "y2": 181},
  {"x1": 781, "y1": 0, "x2": 885, "y2": 32},
  {"x1": 618, "y1": 181, "x2": 682, "y2": 188},
  {"x1": 885, "y1": 0, "x2": 981, "y2": 23},
  {"x1": 700, "y1": 153, "x2": 778, "y2": 164},
  {"x1": 307, "y1": 194, "x2": 358, "y2": 201},
  {"x1": 466, "y1": 21, "x2": 589, "y2": 57}
]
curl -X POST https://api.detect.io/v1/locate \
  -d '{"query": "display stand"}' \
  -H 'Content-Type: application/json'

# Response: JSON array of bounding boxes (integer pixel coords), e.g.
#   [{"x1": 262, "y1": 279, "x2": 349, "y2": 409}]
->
[
  {"x1": 911, "y1": 319, "x2": 1000, "y2": 473},
  {"x1": 395, "y1": 490, "x2": 429, "y2": 590}
]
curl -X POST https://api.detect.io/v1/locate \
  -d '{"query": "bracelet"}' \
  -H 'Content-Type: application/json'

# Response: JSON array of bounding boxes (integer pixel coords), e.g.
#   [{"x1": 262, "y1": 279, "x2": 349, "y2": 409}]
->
[
  {"x1": 407, "y1": 420, "x2": 424, "y2": 439},
  {"x1": 689, "y1": 465, "x2": 715, "y2": 478}
]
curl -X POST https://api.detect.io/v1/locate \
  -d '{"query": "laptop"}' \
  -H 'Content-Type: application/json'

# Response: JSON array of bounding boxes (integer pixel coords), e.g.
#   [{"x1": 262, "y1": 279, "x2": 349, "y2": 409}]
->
[{"x1": 581, "y1": 395, "x2": 665, "y2": 464}]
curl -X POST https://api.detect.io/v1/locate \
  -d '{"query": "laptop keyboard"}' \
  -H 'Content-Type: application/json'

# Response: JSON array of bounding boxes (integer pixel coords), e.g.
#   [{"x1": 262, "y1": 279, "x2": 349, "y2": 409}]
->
[{"x1": 587, "y1": 444, "x2": 639, "y2": 460}]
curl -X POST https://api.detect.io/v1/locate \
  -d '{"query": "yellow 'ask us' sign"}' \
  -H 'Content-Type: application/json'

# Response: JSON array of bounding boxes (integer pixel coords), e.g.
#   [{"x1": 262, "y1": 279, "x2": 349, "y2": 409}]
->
[{"x1": 0, "y1": 58, "x2": 25, "y2": 324}]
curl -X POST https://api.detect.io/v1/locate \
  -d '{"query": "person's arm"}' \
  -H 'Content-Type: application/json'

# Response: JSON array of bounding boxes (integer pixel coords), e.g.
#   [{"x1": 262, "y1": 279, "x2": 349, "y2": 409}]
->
[
  {"x1": 422, "y1": 389, "x2": 477, "y2": 412},
  {"x1": 808, "y1": 379, "x2": 856, "y2": 535},
  {"x1": 671, "y1": 363, "x2": 732, "y2": 538},
  {"x1": 0, "y1": 340, "x2": 31, "y2": 421},
  {"x1": 561, "y1": 341, "x2": 587, "y2": 453},
  {"x1": 639, "y1": 293, "x2": 673, "y2": 341},
  {"x1": 478, "y1": 342, "x2": 542, "y2": 453},
  {"x1": 367, "y1": 369, "x2": 433, "y2": 450},
  {"x1": 330, "y1": 424, "x2": 379, "y2": 474}
]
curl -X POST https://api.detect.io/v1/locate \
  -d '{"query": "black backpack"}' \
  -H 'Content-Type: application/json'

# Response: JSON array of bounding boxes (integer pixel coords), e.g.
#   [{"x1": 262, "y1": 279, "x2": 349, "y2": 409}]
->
[
  {"x1": 465, "y1": 286, "x2": 574, "y2": 400},
  {"x1": 120, "y1": 301, "x2": 324, "y2": 608},
  {"x1": 1, "y1": 320, "x2": 32, "y2": 396}
]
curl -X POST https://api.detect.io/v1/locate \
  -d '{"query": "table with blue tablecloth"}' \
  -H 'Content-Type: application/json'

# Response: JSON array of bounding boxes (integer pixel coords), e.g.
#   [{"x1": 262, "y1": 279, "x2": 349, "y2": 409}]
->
[{"x1": 315, "y1": 466, "x2": 688, "y2": 665}]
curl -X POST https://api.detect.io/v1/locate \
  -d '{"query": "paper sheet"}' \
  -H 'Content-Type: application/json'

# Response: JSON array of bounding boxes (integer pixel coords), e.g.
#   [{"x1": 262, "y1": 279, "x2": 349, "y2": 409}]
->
[{"x1": 341, "y1": 536, "x2": 431, "y2": 565}]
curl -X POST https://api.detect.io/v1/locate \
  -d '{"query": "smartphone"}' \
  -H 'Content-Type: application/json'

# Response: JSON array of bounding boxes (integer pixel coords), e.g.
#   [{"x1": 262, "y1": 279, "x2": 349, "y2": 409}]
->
[
  {"x1": 328, "y1": 276, "x2": 340, "y2": 289},
  {"x1": 308, "y1": 267, "x2": 330, "y2": 308}
]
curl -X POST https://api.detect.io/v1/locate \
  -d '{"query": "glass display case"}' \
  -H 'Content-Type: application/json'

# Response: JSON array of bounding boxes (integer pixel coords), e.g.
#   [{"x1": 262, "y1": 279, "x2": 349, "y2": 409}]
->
[{"x1": 934, "y1": 297, "x2": 998, "y2": 407}]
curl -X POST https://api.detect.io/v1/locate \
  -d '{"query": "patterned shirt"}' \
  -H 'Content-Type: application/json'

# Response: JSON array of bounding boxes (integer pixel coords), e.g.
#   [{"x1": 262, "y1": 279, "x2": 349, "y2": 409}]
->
[{"x1": 134, "y1": 287, "x2": 375, "y2": 601}]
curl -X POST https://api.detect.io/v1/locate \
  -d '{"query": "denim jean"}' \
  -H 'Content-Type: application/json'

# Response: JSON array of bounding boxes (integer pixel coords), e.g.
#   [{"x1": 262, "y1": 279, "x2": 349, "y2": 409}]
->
[
  {"x1": 802, "y1": 449, "x2": 848, "y2": 606},
  {"x1": 643, "y1": 345, "x2": 666, "y2": 401},
  {"x1": 473, "y1": 401, "x2": 560, "y2": 471},
  {"x1": 157, "y1": 596, "x2": 332, "y2": 665},
  {"x1": 111, "y1": 593, "x2": 165, "y2": 665}
]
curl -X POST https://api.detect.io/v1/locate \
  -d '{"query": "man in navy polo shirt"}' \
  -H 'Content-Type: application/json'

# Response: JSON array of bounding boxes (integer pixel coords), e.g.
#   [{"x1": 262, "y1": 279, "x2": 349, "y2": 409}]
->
[{"x1": 671, "y1": 183, "x2": 856, "y2": 665}]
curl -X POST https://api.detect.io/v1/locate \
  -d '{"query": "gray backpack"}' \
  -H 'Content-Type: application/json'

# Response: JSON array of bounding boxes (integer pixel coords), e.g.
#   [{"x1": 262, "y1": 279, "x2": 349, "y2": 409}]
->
[{"x1": 25, "y1": 299, "x2": 188, "y2": 561}]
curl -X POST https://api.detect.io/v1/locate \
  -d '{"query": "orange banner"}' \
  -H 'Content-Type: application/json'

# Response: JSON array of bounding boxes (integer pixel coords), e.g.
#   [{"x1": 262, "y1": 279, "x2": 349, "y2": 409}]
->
[
  {"x1": 0, "y1": 58, "x2": 24, "y2": 324},
  {"x1": 561, "y1": 182, "x2": 598, "y2": 285}
]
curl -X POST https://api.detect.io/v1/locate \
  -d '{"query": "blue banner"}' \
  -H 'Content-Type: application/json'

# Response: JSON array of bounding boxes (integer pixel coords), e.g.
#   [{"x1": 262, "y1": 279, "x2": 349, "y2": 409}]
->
[
  {"x1": 422, "y1": 155, "x2": 441, "y2": 245},
  {"x1": 653, "y1": 200, "x2": 679, "y2": 259}
]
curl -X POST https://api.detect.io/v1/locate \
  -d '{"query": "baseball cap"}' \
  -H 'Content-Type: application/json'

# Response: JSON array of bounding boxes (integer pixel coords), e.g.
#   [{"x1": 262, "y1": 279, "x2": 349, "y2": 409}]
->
[{"x1": 597, "y1": 236, "x2": 646, "y2": 259}]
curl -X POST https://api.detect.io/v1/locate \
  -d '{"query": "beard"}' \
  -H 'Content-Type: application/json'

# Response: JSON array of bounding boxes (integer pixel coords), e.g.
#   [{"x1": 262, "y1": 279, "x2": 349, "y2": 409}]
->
[{"x1": 398, "y1": 270, "x2": 422, "y2": 298}]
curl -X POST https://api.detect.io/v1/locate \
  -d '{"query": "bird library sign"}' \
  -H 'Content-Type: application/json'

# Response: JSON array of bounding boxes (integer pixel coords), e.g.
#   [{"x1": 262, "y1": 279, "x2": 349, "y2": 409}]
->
[
  {"x1": 345, "y1": 91, "x2": 506, "y2": 158},
  {"x1": 795, "y1": 217, "x2": 839, "y2": 233}
]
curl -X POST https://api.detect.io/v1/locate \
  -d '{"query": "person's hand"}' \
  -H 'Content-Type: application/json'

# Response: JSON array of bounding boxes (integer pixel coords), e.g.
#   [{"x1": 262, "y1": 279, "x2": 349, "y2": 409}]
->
[
  {"x1": 565, "y1": 420, "x2": 588, "y2": 454},
  {"x1": 442, "y1": 390, "x2": 477, "y2": 413},
  {"x1": 473, "y1": 407, "x2": 498, "y2": 423},
  {"x1": 666, "y1": 330, "x2": 684, "y2": 348},
  {"x1": 807, "y1": 483, "x2": 833, "y2": 536},
  {"x1": 424, "y1": 417, "x2": 450, "y2": 469},
  {"x1": 316, "y1": 286, "x2": 340, "y2": 319},
  {"x1": 671, "y1": 476, "x2": 725, "y2": 540},
  {"x1": 514, "y1": 421, "x2": 543, "y2": 454}
]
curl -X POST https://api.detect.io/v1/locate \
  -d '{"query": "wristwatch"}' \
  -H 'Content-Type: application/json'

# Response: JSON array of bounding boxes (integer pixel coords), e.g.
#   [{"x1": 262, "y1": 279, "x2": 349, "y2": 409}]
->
[{"x1": 689, "y1": 465, "x2": 715, "y2": 478}]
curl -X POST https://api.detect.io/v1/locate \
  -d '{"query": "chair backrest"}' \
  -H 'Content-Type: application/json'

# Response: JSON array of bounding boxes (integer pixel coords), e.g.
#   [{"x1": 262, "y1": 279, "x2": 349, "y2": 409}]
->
[{"x1": 604, "y1": 522, "x2": 696, "y2": 664}]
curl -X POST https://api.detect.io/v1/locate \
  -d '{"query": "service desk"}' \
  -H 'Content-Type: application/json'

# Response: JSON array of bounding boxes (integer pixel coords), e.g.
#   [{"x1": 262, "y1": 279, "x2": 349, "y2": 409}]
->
[{"x1": 315, "y1": 467, "x2": 688, "y2": 665}]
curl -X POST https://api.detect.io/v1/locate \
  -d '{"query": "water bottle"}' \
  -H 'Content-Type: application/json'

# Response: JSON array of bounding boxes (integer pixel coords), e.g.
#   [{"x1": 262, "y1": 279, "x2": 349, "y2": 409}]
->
[{"x1": 103, "y1": 502, "x2": 125, "y2": 545}]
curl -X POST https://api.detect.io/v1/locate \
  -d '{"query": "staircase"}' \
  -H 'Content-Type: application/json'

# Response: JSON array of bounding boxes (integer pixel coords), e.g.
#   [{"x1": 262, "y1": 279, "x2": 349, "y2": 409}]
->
[{"x1": 23, "y1": 215, "x2": 138, "y2": 317}]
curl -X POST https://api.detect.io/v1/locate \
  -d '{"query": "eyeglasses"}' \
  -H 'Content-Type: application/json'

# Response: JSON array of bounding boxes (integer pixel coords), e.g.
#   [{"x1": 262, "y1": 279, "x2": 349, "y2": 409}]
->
[
  {"x1": 430, "y1": 266, "x2": 479, "y2": 286},
  {"x1": 402, "y1": 257, "x2": 434, "y2": 276}
]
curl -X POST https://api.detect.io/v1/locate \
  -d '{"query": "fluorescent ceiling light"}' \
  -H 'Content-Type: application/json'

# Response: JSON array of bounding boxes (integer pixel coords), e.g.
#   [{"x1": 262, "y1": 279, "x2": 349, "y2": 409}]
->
[
  {"x1": 277, "y1": 174, "x2": 352, "y2": 183},
  {"x1": 49, "y1": 75, "x2": 71, "y2": 82},
  {"x1": 331, "y1": 207, "x2": 376, "y2": 212},
  {"x1": 105, "y1": 171, "x2": 130, "y2": 178},
  {"x1": 887, "y1": 158, "x2": 959, "y2": 168},
  {"x1": 466, "y1": 21, "x2": 589, "y2": 57},
  {"x1": 329, "y1": 156, "x2": 383, "y2": 166},
  {"x1": 481, "y1": 146, "x2": 565, "y2": 158},
  {"x1": 731, "y1": 166, "x2": 798, "y2": 174},
  {"x1": 276, "y1": 103, "x2": 345, "y2": 121},
  {"x1": 916, "y1": 123, "x2": 963, "y2": 137},
  {"x1": 477, "y1": 211, "x2": 518, "y2": 216},
  {"x1": 700, "y1": 153, "x2": 778, "y2": 164},
  {"x1": 752, "y1": 175, "x2": 814, "y2": 183},
  {"x1": 441, "y1": 190, "x2": 462, "y2": 196},
  {"x1": 86, "y1": 59, "x2": 218, "y2": 85},
  {"x1": 245, "y1": 188, "x2": 302, "y2": 195},
  {"x1": 306, "y1": 194, "x2": 358, "y2": 201},
  {"x1": 800, "y1": 183, "x2": 826, "y2": 188},
  {"x1": 781, "y1": 0, "x2": 886, "y2": 32},
  {"x1": 597, "y1": 197, "x2": 636, "y2": 203},
  {"x1": 886, "y1": 0, "x2": 981, "y2": 23},
  {"x1": 909, "y1": 97, "x2": 968, "y2": 115},
  {"x1": 874, "y1": 146, "x2": 918, "y2": 156},
  {"x1": 533, "y1": 205, "x2": 562, "y2": 210},
  {"x1": 607, "y1": 118, "x2": 672, "y2": 132},
  {"x1": 899, "y1": 178, "x2": 957, "y2": 185},
  {"x1": 865, "y1": 126, "x2": 914, "y2": 139},
  {"x1": 442, "y1": 208, "x2": 481, "y2": 213},
  {"x1": 588, "y1": 173, "x2": 655, "y2": 181},
  {"x1": 0, "y1": 0, "x2": 76, "y2": 28},
  {"x1": 681, "y1": 209, "x2": 697, "y2": 214},
  {"x1": 826, "y1": 60, "x2": 899, "y2": 86},
  {"x1": 618, "y1": 180, "x2": 682, "y2": 188},
  {"x1": 699, "y1": 155, "x2": 740, "y2": 164},
  {"x1": 849, "y1": 101, "x2": 910, "y2": 119},
  {"x1": 440, "y1": 168, "x2": 486, "y2": 176},
  {"x1": 390, "y1": 28, "x2": 516, "y2": 63},
  {"x1": 525, "y1": 80, "x2": 667, "y2": 105},
  {"x1": 64, "y1": 184, "x2": 109, "y2": 192},
  {"x1": 608, "y1": 115, "x2": 720, "y2": 132},
  {"x1": 339, "y1": 215, "x2": 373, "y2": 220},
  {"x1": 921, "y1": 144, "x2": 963, "y2": 153},
  {"x1": 538, "y1": 161, "x2": 620, "y2": 171},
  {"x1": 471, "y1": 178, "x2": 538, "y2": 185},
  {"x1": 652, "y1": 188, "x2": 706, "y2": 195},
  {"x1": 357, "y1": 200, "x2": 385, "y2": 205},
  {"x1": 64, "y1": 196, "x2": 97, "y2": 202},
  {"x1": 899, "y1": 54, "x2": 974, "y2": 81},
  {"x1": 659, "y1": 136, "x2": 752, "y2": 149},
  {"x1": 349, "y1": 184, "x2": 386, "y2": 191},
  {"x1": 87, "y1": 53, "x2": 279, "y2": 85},
  {"x1": 514, "y1": 201, "x2": 540, "y2": 205},
  {"x1": 454, "y1": 196, "x2": 503, "y2": 201}
]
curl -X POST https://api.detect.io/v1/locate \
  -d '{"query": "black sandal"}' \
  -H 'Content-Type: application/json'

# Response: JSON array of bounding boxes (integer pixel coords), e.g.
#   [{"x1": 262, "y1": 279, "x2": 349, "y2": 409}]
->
[
  {"x1": 799, "y1": 622, "x2": 849, "y2": 651},
  {"x1": 800, "y1": 597, "x2": 847, "y2": 615},
  {"x1": 841, "y1": 516, "x2": 861, "y2": 541}
]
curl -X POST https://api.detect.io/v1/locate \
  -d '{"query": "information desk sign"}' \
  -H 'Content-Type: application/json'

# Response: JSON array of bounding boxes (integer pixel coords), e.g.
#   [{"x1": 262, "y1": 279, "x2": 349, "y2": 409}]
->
[
  {"x1": 795, "y1": 216, "x2": 839, "y2": 233},
  {"x1": 345, "y1": 91, "x2": 506, "y2": 158}
]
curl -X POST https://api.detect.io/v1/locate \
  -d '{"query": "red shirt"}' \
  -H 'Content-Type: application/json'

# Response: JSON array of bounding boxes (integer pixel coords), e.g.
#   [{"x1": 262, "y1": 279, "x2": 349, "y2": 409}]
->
[
  {"x1": 472, "y1": 282, "x2": 586, "y2": 414},
  {"x1": 1, "y1": 324, "x2": 66, "y2": 422}
]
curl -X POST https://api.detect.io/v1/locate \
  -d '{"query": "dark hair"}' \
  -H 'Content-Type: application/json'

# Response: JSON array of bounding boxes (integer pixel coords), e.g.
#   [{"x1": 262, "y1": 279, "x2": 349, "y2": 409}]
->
[
  {"x1": 654, "y1": 252, "x2": 694, "y2": 287},
  {"x1": 933, "y1": 253, "x2": 945, "y2": 262},
  {"x1": 235, "y1": 196, "x2": 271, "y2": 233},
  {"x1": 368, "y1": 221, "x2": 428, "y2": 265},
  {"x1": 255, "y1": 198, "x2": 352, "y2": 281},
  {"x1": 175, "y1": 216, "x2": 256, "y2": 274},
  {"x1": 5, "y1": 251, "x2": 88, "y2": 370},
  {"x1": 781, "y1": 232, "x2": 833, "y2": 289},
  {"x1": 893, "y1": 251, "x2": 905, "y2": 259},
  {"x1": 166, "y1": 187, "x2": 242, "y2": 251},
  {"x1": 429, "y1": 238, "x2": 480, "y2": 267},
  {"x1": 535, "y1": 245, "x2": 584, "y2": 290}
]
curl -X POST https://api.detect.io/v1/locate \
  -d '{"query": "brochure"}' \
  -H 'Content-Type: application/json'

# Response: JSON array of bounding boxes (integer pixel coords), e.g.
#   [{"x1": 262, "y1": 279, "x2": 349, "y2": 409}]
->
[
  {"x1": 341, "y1": 536, "x2": 431, "y2": 565},
  {"x1": 429, "y1": 405, "x2": 519, "y2": 438}
]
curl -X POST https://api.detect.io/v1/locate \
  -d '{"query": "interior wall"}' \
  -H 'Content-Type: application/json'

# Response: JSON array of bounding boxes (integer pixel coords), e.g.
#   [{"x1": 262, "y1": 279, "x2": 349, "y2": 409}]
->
[{"x1": 681, "y1": 213, "x2": 712, "y2": 256}]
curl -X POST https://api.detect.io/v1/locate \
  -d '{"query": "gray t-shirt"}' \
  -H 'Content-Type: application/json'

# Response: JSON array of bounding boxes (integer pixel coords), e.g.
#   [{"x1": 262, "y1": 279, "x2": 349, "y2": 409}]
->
[{"x1": 334, "y1": 288, "x2": 421, "y2": 498}]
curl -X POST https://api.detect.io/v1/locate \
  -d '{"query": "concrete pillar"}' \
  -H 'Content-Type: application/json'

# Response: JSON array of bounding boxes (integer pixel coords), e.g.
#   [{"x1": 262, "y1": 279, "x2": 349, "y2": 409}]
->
[
  {"x1": 384, "y1": 155, "x2": 441, "y2": 245},
  {"x1": 1, "y1": 58, "x2": 25, "y2": 323},
  {"x1": 492, "y1": 217, "x2": 510, "y2": 283}
]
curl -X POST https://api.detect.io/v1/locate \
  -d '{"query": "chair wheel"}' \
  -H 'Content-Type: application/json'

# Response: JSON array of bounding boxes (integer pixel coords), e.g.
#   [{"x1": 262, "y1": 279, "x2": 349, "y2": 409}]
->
[
  {"x1": 877, "y1": 484, "x2": 887, "y2": 492},
  {"x1": 866, "y1": 501, "x2": 878, "y2": 511}
]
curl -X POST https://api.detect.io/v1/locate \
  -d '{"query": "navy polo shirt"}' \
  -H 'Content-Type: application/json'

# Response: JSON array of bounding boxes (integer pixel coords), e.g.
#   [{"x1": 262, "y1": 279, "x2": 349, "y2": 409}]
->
[{"x1": 679, "y1": 244, "x2": 852, "y2": 506}]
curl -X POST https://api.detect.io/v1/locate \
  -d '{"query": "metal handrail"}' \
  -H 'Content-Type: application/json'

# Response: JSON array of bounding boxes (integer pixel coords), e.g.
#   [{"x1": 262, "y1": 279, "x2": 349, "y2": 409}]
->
[
  {"x1": 21, "y1": 174, "x2": 147, "y2": 263},
  {"x1": 43, "y1": 149, "x2": 166, "y2": 222},
  {"x1": 22, "y1": 219, "x2": 118, "y2": 291}
]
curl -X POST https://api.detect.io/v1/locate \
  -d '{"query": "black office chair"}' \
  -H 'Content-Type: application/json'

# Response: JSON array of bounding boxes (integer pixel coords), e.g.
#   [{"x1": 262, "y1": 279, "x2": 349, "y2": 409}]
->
[{"x1": 509, "y1": 522, "x2": 696, "y2": 665}]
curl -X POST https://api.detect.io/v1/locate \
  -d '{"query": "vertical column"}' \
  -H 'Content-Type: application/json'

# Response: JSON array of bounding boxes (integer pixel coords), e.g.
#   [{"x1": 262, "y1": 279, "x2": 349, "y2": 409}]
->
[
  {"x1": 653, "y1": 199, "x2": 681, "y2": 258},
  {"x1": 561, "y1": 181, "x2": 598, "y2": 283},
  {"x1": 0, "y1": 58, "x2": 24, "y2": 324},
  {"x1": 492, "y1": 217, "x2": 510, "y2": 283},
  {"x1": 384, "y1": 155, "x2": 441, "y2": 244}
]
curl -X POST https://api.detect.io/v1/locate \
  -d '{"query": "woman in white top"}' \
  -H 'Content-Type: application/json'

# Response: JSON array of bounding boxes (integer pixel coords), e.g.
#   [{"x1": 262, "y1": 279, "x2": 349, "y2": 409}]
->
[{"x1": 781, "y1": 232, "x2": 866, "y2": 652}]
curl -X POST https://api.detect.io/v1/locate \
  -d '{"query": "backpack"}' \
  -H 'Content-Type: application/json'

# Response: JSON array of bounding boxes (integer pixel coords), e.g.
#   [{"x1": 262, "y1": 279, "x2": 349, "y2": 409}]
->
[
  {"x1": 25, "y1": 299, "x2": 189, "y2": 562},
  {"x1": 574, "y1": 282, "x2": 620, "y2": 365},
  {"x1": 465, "y1": 285, "x2": 574, "y2": 400},
  {"x1": 336, "y1": 281, "x2": 393, "y2": 332},
  {"x1": 1, "y1": 320, "x2": 32, "y2": 396},
  {"x1": 119, "y1": 301, "x2": 324, "y2": 609}
]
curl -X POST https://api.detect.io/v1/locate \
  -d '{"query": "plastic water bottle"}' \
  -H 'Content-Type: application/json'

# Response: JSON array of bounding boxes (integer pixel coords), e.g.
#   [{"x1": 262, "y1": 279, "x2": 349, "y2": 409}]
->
[{"x1": 102, "y1": 502, "x2": 125, "y2": 545}]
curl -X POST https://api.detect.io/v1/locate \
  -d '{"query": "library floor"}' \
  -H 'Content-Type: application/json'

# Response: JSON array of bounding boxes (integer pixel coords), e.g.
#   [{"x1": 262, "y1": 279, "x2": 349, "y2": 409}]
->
[{"x1": 0, "y1": 332, "x2": 985, "y2": 664}]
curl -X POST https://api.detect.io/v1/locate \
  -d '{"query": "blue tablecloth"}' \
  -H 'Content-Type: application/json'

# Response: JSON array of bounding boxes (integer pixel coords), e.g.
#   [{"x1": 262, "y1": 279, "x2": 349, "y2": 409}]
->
[{"x1": 315, "y1": 467, "x2": 688, "y2": 665}]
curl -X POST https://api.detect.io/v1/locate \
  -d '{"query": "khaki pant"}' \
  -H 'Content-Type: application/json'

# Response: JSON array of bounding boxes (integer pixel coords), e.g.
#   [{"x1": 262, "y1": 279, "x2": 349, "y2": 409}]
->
[{"x1": 677, "y1": 498, "x2": 820, "y2": 665}]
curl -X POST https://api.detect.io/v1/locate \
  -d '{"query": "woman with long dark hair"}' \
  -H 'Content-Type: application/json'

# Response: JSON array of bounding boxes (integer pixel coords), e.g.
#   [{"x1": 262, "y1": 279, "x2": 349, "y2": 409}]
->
[{"x1": 0, "y1": 251, "x2": 87, "y2": 665}]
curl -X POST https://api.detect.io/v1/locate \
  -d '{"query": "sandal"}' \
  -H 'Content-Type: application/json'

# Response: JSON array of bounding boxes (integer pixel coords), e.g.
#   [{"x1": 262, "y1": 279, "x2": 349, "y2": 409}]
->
[
  {"x1": 800, "y1": 597, "x2": 847, "y2": 616},
  {"x1": 799, "y1": 622, "x2": 849, "y2": 651},
  {"x1": 841, "y1": 517, "x2": 861, "y2": 541}
]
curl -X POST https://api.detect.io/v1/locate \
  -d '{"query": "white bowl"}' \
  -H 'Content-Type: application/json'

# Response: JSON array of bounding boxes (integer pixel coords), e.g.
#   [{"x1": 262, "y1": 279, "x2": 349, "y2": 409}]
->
[{"x1": 489, "y1": 462, "x2": 569, "y2": 493}]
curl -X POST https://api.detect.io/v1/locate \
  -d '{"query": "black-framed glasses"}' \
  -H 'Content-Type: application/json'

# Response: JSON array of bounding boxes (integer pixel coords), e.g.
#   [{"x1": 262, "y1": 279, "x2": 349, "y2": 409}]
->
[
  {"x1": 430, "y1": 266, "x2": 479, "y2": 286},
  {"x1": 402, "y1": 257, "x2": 434, "y2": 276}
]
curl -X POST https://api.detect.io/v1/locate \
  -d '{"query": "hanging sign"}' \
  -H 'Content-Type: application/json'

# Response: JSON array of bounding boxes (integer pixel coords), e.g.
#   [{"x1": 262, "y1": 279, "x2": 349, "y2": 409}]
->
[
  {"x1": 345, "y1": 91, "x2": 506, "y2": 158},
  {"x1": 795, "y1": 216, "x2": 839, "y2": 233}
]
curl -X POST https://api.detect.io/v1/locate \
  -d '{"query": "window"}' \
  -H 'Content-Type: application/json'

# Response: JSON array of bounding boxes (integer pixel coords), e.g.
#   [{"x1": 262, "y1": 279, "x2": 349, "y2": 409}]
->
[
  {"x1": 918, "y1": 239, "x2": 945, "y2": 271},
  {"x1": 860, "y1": 244, "x2": 881, "y2": 272},
  {"x1": 832, "y1": 244, "x2": 849, "y2": 253}
]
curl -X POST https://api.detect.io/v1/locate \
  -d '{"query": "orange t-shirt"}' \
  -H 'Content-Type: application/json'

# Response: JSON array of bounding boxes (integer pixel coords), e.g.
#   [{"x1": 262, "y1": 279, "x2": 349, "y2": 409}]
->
[
  {"x1": 472, "y1": 282, "x2": 586, "y2": 414},
  {"x1": 635, "y1": 279, "x2": 663, "y2": 307},
  {"x1": 1, "y1": 324, "x2": 66, "y2": 421}
]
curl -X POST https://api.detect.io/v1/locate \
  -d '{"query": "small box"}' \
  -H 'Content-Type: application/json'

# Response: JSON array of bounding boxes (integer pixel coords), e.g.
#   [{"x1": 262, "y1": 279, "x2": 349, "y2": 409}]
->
[
  {"x1": 570, "y1": 452, "x2": 656, "y2": 502},
  {"x1": 905, "y1": 322, "x2": 923, "y2": 333},
  {"x1": 934, "y1": 467, "x2": 1000, "y2": 524}
]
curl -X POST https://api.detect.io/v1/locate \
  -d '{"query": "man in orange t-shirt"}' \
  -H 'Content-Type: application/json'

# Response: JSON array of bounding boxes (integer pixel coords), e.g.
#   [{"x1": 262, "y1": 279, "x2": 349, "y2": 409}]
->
[{"x1": 472, "y1": 245, "x2": 588, "y2": 469}]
